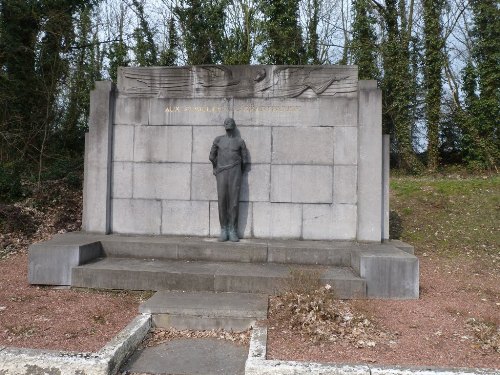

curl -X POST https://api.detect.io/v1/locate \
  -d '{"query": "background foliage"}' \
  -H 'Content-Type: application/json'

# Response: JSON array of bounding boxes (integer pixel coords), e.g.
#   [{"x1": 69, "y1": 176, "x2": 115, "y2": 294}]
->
[{"x1": 0, "y1": 0, "x2": 498, "y2": 201}]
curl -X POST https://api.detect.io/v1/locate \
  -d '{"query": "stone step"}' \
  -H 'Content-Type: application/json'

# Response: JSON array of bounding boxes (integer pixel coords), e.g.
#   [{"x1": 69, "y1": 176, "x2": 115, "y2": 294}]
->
[
  {"x1": 71, "y1": 257, "x2": 366, "y2": 298},
  {"x1": 139, "y1": 291, "x2": 268, "y2": 331},
  {"x1": 97, "y1": 235, "x2": 355, "y2": 266}
]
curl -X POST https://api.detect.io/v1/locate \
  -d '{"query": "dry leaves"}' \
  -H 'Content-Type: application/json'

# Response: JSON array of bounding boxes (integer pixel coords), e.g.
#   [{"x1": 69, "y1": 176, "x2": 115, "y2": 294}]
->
[{"x1": 140, "y1": 327, "x2": 251, "y2": 349}]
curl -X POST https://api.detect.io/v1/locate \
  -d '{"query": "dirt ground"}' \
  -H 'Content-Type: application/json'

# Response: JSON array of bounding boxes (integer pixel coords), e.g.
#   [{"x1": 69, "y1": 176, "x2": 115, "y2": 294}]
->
[
  {"x1": 0, "y1": 250, "x2": 146, "y2": 353},
  {"x1": 267, "y1": 256, "x2": 500, "y2": 369}
]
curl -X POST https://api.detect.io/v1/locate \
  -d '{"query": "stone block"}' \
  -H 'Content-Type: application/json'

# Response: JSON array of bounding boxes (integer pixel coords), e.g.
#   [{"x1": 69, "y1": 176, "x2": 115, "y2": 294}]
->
[
  {"x1": 333, "y1": 126, "x2": 358, "y2": 165},
  {"x1": 332, "y1": 204, "x2": 357, "y2": 240},
  {"x1": 240, "y1": 164, "x2": 270, "y2": 202},
  {"x1": 149, "y1": 98, "x2": 231, "y2": 126},
  {"x1": 291, "y1": 165, "x2": 332, "y2": 203},
  {"x1": 383, "y1": 134, "x2": 390, "y2": 240},
  {"x1": 302, "y1": 204, "x2": 335, "y2": 240},
  {"x1": 192, "y1": 126, "x2": 222, "y2": 163},
  {"x1": 113, "y1": 125, "x2": 134, "y2": 161},
  {"x1": 237, "y1": 127, "x2": 271, "y2": 163},
  {"x1": 357, "y1": 82, "x2": 382, "y2": 241},
  {"x1": 134, "y1": 126, "x2": 192, "y2": 163},
  {"x1": 318, "y1": 97, "x2": 358, "y2": 127},
  {"x1": 133, "y1": 163, "x2": 191, "y2": 200},
  {"x1": 352, "y1": 245, "x2": 419, "y2": 299},
  {"x1": 270, "y1": 165, "x2": 292, "y2": 202},
  {"x1": 271, "y1": 165, "x2": 332, "y2": 203},
  {"x1": 112, "y1": 162, "x2": 133, "y2": 198},
  {"x1": 267, "y1": 240, "x2": 353, "y2": 266},
  {"x1": 114, "y1": 96, "x2": 149, "y2": 125},
  {"x1": 210, "y1": 201, "x2": 252, "y2": 238},
  {"x1": 252, "y1": 203, "x2": 302, "y2": 238},
  {"x1": 161, "y1": 200, "x2": 209, "y2": 236},
  {"x1": 83, "y1": 81, "x2": 114, "y2": 233},
  {"x1": 272, "y1": 127, "x2": 334, "y2": 165},
  {"x1": 191, "y1": 163, "x2": 217, "y2": 201},
  {"x1": 333, "y1": 165, "x2": 357, "y2": 204},
  {"x1": 111, "y1": 199, "x2": 161, "y2": 234},
  {"x1": 28, "y1": 238, "x2": 102, "y2": 285}
]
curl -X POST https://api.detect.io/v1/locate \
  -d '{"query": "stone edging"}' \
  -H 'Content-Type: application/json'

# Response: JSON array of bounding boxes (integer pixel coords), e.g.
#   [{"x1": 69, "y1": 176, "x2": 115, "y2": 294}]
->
[
  {"x1": 245, "y1": 326, "x2": 499, "y2": 375},
  {"x1": 0, "y1": 314, "x2": 151, "y2": 375}
]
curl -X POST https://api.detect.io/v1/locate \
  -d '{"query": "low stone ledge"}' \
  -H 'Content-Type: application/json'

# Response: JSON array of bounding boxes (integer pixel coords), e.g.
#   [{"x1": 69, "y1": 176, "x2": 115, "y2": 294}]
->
[
  {"x1": 0, "y1": 314, "x2": 151, "y2": 375},
  {"x1": 245, "y1": 326, "x2": 499, "y2": 375}
]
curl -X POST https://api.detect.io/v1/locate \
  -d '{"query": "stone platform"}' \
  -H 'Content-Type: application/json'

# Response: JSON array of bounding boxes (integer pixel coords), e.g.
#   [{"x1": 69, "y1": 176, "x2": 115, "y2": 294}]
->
[{"x1": 28, "y1": 232, "x2": 418, "y2": 300}]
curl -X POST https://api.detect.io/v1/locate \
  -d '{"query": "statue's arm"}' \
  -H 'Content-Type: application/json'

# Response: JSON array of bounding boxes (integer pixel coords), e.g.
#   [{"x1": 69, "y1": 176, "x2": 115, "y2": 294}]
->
[
  {"x1": 209, "y1": 139, "x2": 218, "y2": 171},
  {"x1": 241, "y1": 140, "x2": 249, "y2": 170}
]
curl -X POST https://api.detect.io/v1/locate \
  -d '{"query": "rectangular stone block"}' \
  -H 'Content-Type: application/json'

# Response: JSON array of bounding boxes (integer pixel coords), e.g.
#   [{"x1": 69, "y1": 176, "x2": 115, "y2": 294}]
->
[
  {"x1": 302, "y1": 204, "x2": 357, "y2": 240},
  {"x1": 332, "y1": 204, "x2": 357, "y2": 240},
  {"x1": 210, "y1": 201, "x2": 252, "y2": 238},
  {"x1": 357, "y1": 82, "x2": 382, "y2": 241},
  {"x1": 83, "y1": 81, "x2": 114, "y2": 234},
  {"x1": 192, "y1": 126, "x2": 223, "y2": 163},
  {"x1": 270, "y1": 165, "x2": 292, "y2": 202},
  {"x1": 113, "y1": 125, "x2": 134, "y2": 161},
  {"x1": 161, "y1": 200, "x2": 209, "y2": 236},
  {"x1": 252, "y1": 202, "x2": 302, "y2": 238},
  {"x1": 271, "y1": 165, "x2": 332, "y2": 203},
  {"x1": 149, "y1": 98, "x2": 231, "y2": 126},
  {"x1": 111, "y1": 198, "x2": 161, "y2": 234},
  {"x1": 237, "y1": 126, "x2": 271, "y2": 163},
  {"x1": 291, "y1": 165, "x2": 332, "y2": 203},
  {"x1": 133, "y1": 163, "x2": 191, "y2": 200},
  {"x1": 114, "y1": 96, "x2": 149, "y2": 125},
  {"x1": 112, "y1": 162, "x2": 133, "y2": 198},
  {"x1": 191, "y1": 163, "x2": 217, "y2": 201},
  {"x1": 272, "y1": 127, "x2": 334, "y2": 165},
  {"x1": 302, "y1": 204, "x2": 335, "y2": 240},
  {"x1": 29, "y1": 239, "x2": 102, "y2": 285},
  {"x1": 318, "y1": 97, "x2": 358, "y2": 127},
  {"x1": 240, "y1": 164, "x2": 270, "y2": 202},
  {"x1": 333, "y1": 127, "x2": 358, "y2": 165},
  {"x1": 333, "y1": 165, "x2": 357, "y2": 204},
  {"x1": 134, "y1": 126, "x2": 192, "y2": 162}
]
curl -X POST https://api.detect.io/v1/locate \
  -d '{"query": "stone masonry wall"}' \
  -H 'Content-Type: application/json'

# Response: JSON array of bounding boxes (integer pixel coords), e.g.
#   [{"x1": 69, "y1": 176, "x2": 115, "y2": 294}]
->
[{"x1": 83, "y1": 65, "x2": 384, "y2": 241}]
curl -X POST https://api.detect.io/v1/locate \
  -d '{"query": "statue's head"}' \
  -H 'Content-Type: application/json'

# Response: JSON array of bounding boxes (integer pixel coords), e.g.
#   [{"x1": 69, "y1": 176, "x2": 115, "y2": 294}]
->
[{"x1": 224, "y1": 117, "x2": 236, "y2": 130}]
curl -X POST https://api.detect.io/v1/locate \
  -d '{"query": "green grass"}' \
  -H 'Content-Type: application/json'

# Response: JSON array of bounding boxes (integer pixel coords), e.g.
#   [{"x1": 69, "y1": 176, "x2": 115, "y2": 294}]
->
[{"x1": 390, "y1": 175, "x2": 499, "y2": 263}]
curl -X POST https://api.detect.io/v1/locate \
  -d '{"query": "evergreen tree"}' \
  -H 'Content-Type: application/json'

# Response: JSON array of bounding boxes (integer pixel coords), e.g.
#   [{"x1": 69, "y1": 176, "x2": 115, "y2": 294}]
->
[
  {"x1": 351, "y1": 0, "x2": 379, "y2": 80},
  {"x1": 108, "y1": 4, "x2": 130, "y2": 81},
  {"x1": 462, "y1": 0, "x2": 499, "y2": 169},
  {"x1": 259, "y1": 0, "x2": 305, "y2": 65},
  {"x1": 423, "y1": 0, "x2": 445, "y2": 171},
  {"x1": 132, "y1": 0, "x2": 157, "y2": 66},
  {"x1": 175, "y1": 0, "x2": 227, "y2": 65},
  {"x1": 159, "y1": 17, "x2": 178, "y2": 66},
  {"x1": 306, "y1": 0, "x2": 320, "y2": 64}
]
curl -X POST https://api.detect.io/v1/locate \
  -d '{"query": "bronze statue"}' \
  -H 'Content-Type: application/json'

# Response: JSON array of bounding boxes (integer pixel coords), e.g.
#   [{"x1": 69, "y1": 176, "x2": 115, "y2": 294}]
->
[{"x1": 209, "y1": 118, "x2": 249, "y2": 242}]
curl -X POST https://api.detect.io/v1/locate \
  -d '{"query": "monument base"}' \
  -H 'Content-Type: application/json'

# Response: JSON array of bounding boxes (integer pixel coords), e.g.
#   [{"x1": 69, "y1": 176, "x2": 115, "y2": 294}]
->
[{"x1": 28, "y1": 232, "x2": 419, "y2": 299}]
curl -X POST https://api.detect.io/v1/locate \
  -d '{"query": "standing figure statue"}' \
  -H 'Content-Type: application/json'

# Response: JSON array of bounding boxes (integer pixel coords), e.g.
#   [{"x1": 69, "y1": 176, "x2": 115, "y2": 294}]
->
[{"x1": 209, "y1": 118, "x2": 249, "y2": 242}]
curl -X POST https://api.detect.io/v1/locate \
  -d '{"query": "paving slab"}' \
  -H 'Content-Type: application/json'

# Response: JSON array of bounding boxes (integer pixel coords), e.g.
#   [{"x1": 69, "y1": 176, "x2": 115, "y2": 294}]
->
[{"x1": 122, "y1": 338, "x2": 247, "y2": 375}]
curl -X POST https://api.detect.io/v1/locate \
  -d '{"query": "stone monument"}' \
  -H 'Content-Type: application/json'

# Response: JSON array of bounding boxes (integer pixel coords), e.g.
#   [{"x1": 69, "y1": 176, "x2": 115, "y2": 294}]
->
[
  {"x1": 209, "y1": 118, "x2": 249, "y2": 242},
  {"x1": 28, "y1": 65, "x2": 419, "y2": 300}
]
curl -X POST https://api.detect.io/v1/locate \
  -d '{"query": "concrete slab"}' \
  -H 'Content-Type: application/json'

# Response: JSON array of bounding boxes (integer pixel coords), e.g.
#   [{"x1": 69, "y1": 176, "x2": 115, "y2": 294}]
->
[
  {"x1": 140, "y1": 291, "x2": 268, "y2": 318},
  {"x1": 29, "y1": 237, "x2": 102, "y2": 285},
  {"x1": 122, "y1": 338, "x2": 247, "y2": 375},
  {"x1": 72, "y1": 257, "x2": 365, "y2": 298}
]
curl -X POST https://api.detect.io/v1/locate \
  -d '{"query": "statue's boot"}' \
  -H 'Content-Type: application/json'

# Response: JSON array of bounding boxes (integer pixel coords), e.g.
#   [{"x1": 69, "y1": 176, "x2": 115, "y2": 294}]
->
[
  {"x1": 218, "y1": 226, "x2": 229, "y2": 242},
  {"x1": 228, "y1": 226, "x2": 239, "y2": 242}
]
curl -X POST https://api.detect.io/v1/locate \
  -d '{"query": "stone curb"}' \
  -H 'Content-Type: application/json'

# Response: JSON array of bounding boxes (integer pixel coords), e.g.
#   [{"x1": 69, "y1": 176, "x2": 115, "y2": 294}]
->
[
  {"x1": 0, "y1": 314, "x2": 151, "y2": 375},
  {"x1": 245, "y1": 326, "x2": 499, "y2": 375}
]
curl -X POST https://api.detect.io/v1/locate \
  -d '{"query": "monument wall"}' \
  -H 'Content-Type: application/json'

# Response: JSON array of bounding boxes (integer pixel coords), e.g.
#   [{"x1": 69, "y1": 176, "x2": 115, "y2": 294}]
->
[{"x1": 83, "y1": 65, "x2": 388, "y2": 241}]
